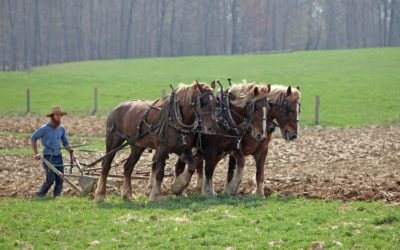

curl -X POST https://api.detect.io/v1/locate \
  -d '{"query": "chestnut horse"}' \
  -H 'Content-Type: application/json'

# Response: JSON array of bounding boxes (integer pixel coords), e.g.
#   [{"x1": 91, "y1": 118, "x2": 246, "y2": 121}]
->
[
  {"x1": 171, "y1": 82, "x2": 271, "y2": 196},
  {"x1": 94, "y1": 81, "x2": 217, "y2": 202},
  {"x1": 226, "y1": 85, "x2": 301, "y2": 196}
]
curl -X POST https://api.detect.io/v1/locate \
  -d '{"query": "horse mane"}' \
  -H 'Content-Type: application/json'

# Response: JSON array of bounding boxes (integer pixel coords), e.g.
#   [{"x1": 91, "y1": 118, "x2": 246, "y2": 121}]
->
[
  {"x1": 254, "y1": 84, "x2": 270, "y2": 99},
  {"x1": 175, "y1": 81, "x2": 211, "y2": 105},
  {"x1": 268, "y1": 85, "x2": 301, "y2": 104},
  {"x1": 228, "y1": 80, "x2": 270, "y2": 108},
  {"x1": 228, "y1": 81, "x2": 258, "y2": 108}
]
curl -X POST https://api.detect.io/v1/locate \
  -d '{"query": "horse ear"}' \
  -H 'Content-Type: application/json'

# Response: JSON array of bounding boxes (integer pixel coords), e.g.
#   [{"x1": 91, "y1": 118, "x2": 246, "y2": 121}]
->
[
  {"x1": 210, "y1": 80, "x2": 216, "y2": 90},
  {"x1": 287, "y1": 86, "x2": 292, "y2": 96},
  {"x1": 196, "y1": 80, "x2": 202, "y2": 91},
  {"x1": 253, "y1": 86, "x2": 259, "y2": 97},
  {"x1": 296, "y1": 86, "x2": 300, "y2": 91},
  {"x1": 267, "y1": 84, "x2": 271, "y2": 92}
]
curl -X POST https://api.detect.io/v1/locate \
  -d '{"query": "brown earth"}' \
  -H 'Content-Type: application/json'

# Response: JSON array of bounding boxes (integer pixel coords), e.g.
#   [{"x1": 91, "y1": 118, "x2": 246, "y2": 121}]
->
[{"x1": 1, "y1": 116, "x2": 399, "y2": 202}]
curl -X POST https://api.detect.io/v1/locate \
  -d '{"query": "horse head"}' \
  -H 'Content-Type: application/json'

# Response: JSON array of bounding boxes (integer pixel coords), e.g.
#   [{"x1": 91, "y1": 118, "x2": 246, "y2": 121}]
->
[
  {"x1": 175, "y1": 80, "x2": 218, "y2": 134},
  {"x1": 247, "y1": 84, "x2": 271, "y2": 141},
  {"x1": 223, "y1": 81, "x2": 271, "y2": 141},
  {"x1": 269, "y1": 85, "x2": 301, "y2": 141}
]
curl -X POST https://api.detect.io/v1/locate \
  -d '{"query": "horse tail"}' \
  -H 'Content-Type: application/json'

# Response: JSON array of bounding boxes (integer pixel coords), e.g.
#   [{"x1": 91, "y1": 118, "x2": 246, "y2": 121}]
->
[
  {"x1": 104, "y1": 109, "x2": 119, "y2": 151},
  {"x1": 106, "y1": 108, "x2": 117, "y2": 133}
]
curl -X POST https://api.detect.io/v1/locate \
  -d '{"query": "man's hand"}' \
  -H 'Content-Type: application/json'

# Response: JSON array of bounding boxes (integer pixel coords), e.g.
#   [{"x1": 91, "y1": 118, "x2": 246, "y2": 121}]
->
[
  {"x1": 71, "y1": 154, "x2": 77, "y2": 161},
  {"x1": 66, "y1": 147, "x2": 77, "y2": 161},
  {"x1": 31, "y1": 140, "x2": 40, "y2": 161},
  {"x1": 34, "y1": 154, "x2": 41, "y2": 161}
]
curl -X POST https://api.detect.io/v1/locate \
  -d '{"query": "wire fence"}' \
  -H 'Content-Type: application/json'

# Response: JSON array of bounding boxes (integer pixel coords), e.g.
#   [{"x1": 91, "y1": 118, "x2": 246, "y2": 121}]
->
[{"x1": 21, "y1": 87, "x2": 322, "y2": 125}]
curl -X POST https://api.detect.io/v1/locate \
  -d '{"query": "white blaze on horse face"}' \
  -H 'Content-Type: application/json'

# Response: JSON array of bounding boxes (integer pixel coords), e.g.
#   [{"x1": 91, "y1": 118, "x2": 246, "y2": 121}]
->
[
  {"x1": 296, "y1": 102, "x2": 300, "y2": 135},
  {"x1": 262, "y1": 106, "x2": 267, "y2": 135}
]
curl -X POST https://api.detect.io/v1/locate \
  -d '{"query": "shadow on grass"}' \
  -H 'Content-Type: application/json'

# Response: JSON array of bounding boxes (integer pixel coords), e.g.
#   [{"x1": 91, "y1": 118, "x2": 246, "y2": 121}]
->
[
  {"x1": 95, "y1": 193, "x2": 298, "y2": 211},
  {"x1": 29, "y1": 196, "x2": 59, "y2": 202}
]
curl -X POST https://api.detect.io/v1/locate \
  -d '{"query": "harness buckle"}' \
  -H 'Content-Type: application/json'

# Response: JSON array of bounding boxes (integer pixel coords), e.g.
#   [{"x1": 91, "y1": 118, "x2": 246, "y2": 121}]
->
[
  {"x1": 236, "y1": 138, "x2": 241, "y2": 149},
  {"x1": 180, "y1": 134, "x2": 187, "y2": 145}
]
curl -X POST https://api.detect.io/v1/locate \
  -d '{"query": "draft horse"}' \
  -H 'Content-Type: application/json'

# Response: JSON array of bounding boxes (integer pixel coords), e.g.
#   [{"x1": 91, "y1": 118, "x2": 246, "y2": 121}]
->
[
  {"x1": 171, "y1": 82, "x2": 271, "y2": 196},
  {"x1": 226, "y1": 84, "x2": 301, "y2": 196},
  {"x1": 94, "y1": 81, "x2": 218, "y2": 202}
]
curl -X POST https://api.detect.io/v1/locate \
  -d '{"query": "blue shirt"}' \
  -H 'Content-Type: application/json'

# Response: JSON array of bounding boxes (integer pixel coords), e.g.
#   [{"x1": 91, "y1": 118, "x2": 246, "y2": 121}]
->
[{"x1": 31, "y1": 123, "x2": 70, "y2": 156}]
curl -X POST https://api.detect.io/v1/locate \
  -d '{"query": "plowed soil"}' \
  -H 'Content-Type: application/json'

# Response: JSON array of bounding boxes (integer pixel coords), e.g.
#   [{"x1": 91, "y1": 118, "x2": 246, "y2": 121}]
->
[{"x1": 1, "y1": 116, "x2": 399, "y2": 202}]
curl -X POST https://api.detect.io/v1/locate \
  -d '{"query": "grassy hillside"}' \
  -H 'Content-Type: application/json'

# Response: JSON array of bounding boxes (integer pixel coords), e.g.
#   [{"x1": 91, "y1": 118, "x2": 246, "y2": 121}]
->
[
  {"x1": 1, "y1": 48, "x2": 400, "y2": 126},
  {"x1": 1, "y1": 195, "x2": 399, "y2": 249}
]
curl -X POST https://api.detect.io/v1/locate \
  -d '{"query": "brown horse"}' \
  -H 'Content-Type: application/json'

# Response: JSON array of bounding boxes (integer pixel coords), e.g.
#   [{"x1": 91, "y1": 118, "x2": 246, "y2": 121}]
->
[
  {"x1": 171, "y1": 82, "x2": 271, "y2": 196},
  {"x1": 94, "y1": 81, "x2": 218, "y2": 202},
  {"x1": 226, "y1": 84, "x2": 301, "y2": 196}
]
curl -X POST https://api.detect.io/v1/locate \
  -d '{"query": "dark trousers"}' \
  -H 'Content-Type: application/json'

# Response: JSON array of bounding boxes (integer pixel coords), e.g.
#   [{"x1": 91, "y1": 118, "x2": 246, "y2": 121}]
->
[{"x1": 36, "y1": 155, "x2": 64, "y2": 197}]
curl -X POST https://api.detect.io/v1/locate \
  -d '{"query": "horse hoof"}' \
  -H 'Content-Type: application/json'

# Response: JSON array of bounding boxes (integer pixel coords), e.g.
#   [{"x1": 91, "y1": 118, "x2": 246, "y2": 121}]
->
[
  {"x1": 94, "y1": 193, "x2": 106, "y2": 203},
  {"x1": 223, "y1": 187, "x2": 237, "y2": 196},
  {"x1": 253, "y1": 189, "x2": 265, "y2": 197},
  {"x1": 122, "y1": 193, "x2": 134, "y2": 201},
  {"x1": 148, "y1": 194, "x2": 164, "y2": 202},
  {"x1": 201, "y1": 190, "x2": 216, "y2": 197},
  {"x1": 171, "y1": 181, "x2": 186, "y2": 195},
  {"x1": 171, "y1": 186, "x2": 183, "y2": 196}
]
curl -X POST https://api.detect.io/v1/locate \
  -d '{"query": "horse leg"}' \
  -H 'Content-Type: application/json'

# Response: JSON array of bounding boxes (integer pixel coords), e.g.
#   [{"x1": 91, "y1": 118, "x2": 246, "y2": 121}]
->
[
  {"x1": 253, "y1": 149, "x2": 268, "y2": 196},
  {"x1": 147, "y1": 153, "x2": 157, "y2": 190},
  {"x1": 201, "y1": 151, "x2": 217, "y2": 197},
  {"x1": 169, "y1": 156, "x2": 187, "y2": 195},
  {"x1": 226, "y1": 155, "x2": 236, "y2": 185},
  {"x1": 95, "y1": 133, "x2": 124, "y2": 202},
  {"x1": 195, "y1": 154, "x2": 204, "y2": 192},
  {"x1": 171, "y1": 149, "x2": 196, "y2": 195},
  {"x1": 148, "y1": 148, "x2": 168, "y2": 201},
  {"x1": 175, "y1": 157, "x2": 186, "y2": 177},
  {"x1": 121, "y1": 146, "x2": 145, "y2": 200},
  {"x1": 223, "y1": 151, "x2": 245, "y2": 195}
]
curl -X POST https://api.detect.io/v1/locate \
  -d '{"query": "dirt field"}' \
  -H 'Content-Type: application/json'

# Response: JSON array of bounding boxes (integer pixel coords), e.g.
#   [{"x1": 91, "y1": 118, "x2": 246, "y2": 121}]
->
[{"x1": 1, "y1": 116, "x2": 399, "y2": 202}]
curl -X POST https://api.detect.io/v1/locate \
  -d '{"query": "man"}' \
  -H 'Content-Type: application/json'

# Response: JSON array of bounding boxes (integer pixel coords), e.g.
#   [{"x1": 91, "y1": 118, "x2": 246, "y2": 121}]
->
[{"x1": 31, "y1": 106, "x2": 76, "y2": 197}]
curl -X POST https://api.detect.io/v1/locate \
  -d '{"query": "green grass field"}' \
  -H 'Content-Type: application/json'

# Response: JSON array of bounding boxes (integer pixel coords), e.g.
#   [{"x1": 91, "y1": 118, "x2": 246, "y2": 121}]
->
[
  {"x1": 1, "y1": 48, "x2": 400, "y2": 126},
  {"x1": 0, "y1": 195, "x2": 399, "y2": 249},
  {"x1": 1, "y1": 48, "x2": 400, "y2": 249}
]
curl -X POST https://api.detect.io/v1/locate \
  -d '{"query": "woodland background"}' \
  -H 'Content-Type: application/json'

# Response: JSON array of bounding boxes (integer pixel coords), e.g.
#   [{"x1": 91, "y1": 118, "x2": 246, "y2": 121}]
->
[{"x1": 1, "y1": 0, "x2": 400, "y2": 70}]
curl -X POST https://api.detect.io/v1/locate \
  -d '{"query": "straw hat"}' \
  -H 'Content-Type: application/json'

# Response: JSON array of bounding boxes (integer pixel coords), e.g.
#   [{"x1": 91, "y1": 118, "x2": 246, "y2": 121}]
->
[{"x1": 46, "y1": 106, "x2": 68, "y2": 117}]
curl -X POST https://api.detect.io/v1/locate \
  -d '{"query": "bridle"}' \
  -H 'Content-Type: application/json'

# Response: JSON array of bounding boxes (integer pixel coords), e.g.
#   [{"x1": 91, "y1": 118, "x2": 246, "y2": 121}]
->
[
  {"x1": 172, "y1": 90, "x2": 215, "y2": 134},
  {"x1": 247, "y1": 97, "x2": 268, "y2": 141},
  {"x1": 215, "y1": 88, "x2": 269, "y2": 142},
  {"x1": 268, "y1": 94, "x2": 301, "y2": 134}
]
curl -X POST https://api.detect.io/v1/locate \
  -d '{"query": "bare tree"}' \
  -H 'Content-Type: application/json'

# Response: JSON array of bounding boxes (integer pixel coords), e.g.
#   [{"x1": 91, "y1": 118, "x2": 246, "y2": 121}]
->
[{"x1": 2, "y1": 0, "x2": 400, "y2": 70}]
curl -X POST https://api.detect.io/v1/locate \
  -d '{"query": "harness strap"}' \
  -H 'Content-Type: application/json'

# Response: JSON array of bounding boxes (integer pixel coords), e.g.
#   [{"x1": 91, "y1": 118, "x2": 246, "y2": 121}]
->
[
  {"x1": 173, "y1": 101, "x2": 197, "y2": 130},
  {"x1": 223, "y1": 93, "x2": 253, "y2": 135}
]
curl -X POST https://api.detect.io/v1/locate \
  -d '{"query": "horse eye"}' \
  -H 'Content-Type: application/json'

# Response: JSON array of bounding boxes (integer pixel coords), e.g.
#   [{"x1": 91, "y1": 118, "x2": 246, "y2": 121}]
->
[
  {"x1": 201, "y1": 97, "x2": 208, "y2": 106},
  {"x1": 286, "y1": 103, "x2": 291, "y2": 113}
]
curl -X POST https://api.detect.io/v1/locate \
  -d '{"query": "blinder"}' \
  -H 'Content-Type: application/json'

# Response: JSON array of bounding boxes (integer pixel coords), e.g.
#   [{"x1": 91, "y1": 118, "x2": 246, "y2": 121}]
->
[
  {"x1": 213, "y1": 85, "x2": 270, "y2": 141},
  {"x1": 192, "y1": 91, "x2": 214, "y2": 118},
  {"x1": 277, "y1": 95, "x2": 301, "y2": 133}
]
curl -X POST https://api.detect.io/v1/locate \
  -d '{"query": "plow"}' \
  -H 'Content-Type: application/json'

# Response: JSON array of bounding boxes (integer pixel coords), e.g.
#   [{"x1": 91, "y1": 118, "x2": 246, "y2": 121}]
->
[{"x1": 42, "y1": 152, "x2": 150, "y2": 196}]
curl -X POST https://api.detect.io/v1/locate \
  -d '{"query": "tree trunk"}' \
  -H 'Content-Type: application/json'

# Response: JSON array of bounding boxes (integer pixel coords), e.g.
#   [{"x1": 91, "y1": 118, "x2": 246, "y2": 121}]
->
[{"x1": 231, "y1": 0, "x2": 238, "y2": 54}]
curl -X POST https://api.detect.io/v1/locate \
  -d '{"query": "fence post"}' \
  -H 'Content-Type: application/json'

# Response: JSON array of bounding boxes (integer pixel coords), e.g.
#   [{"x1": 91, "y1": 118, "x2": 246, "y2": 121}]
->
[
  {"x1": 315, "y1": 96, "x2": 320, "y2": 125},
  {"x1": 26, "y1": 88, "x2": 30, "y2": 114},
  {"x1": 161, "y1": 89, "x2": 166, "y2": 98},
  {"x1": 92, "y1": 87, "x2": 98, "y2": 115}
]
